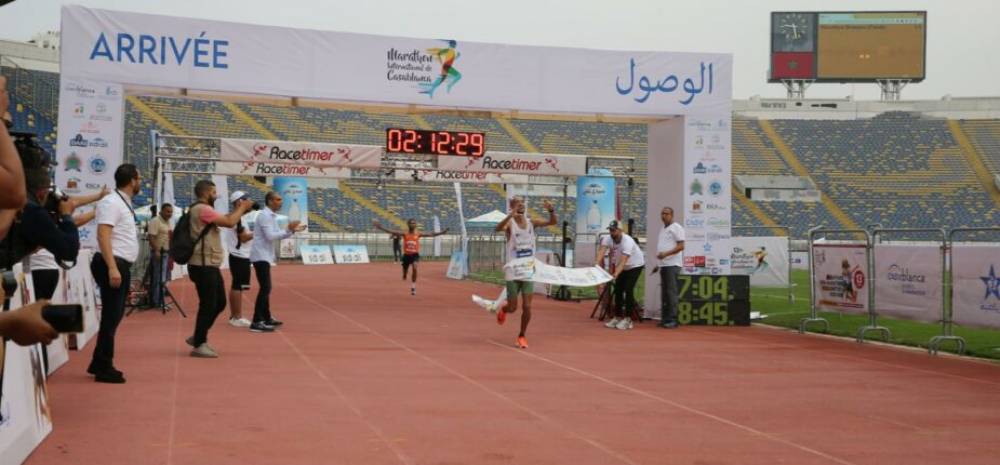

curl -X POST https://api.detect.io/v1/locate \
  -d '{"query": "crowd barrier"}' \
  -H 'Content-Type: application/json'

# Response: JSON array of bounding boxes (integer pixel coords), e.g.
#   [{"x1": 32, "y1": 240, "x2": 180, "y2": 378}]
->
[{"x1": 801, "y1": 226, "x2": 1000, "y2": 355}]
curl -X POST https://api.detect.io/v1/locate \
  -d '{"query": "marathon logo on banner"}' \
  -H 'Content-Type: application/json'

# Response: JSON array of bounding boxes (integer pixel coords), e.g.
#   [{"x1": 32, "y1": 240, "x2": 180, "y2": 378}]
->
[
  {"x1": 220, "y1": 138, "x2": 382, "y2": 170},
  {"x1": 214, "y1": 161, "x2": 352, "y2": 179},
  {"x1": 395, "y1": 169, "x2": 528, "y2": 184},
  {"x1": 438, "y1": 151, "x2": 586, "y2": 177}
]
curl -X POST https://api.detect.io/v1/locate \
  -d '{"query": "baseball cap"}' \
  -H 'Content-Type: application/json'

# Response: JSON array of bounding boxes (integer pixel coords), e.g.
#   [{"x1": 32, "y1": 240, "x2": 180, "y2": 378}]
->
[
  {"x1": 230, "y1": 191, "x2": 250, "y2": 203},
  {"x1": 607, "y1": 220, "x2": 621, "y2": 231}
]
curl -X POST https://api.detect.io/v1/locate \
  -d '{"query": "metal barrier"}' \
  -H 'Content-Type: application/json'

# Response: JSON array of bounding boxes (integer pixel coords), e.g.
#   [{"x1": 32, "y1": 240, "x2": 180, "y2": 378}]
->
[
  {"x1": 929, "y1": 228, "x2": 1000, "y2": 355},
  {"x1": 868, "y1": 228, "x2": 947, "y2": 345},
  {"x1": 801, "y1": 227, "x2": 875, "y2": 334},
  {"x1": 731, "y1": 225, "x2": 794, "y2": 304}
]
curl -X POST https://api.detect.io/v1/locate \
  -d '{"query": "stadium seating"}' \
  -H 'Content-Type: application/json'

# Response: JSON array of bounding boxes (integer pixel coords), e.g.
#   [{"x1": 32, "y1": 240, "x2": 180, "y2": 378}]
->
[{"x1": 7, "y1": 66, "x2": 1000, "y2": 239}]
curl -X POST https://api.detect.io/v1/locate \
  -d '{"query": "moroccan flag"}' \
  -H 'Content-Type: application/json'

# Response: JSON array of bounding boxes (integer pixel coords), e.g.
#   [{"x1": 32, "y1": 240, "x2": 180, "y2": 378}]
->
[{"x1": 771, "y1": 52, "x2": 815, "y2": 80}]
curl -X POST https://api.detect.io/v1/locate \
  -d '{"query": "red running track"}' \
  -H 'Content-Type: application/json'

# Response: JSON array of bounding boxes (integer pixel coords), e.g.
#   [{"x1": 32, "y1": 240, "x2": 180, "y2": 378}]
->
[{"x1": 25, "y1": 262, "x2": 1000, "y2": 465}]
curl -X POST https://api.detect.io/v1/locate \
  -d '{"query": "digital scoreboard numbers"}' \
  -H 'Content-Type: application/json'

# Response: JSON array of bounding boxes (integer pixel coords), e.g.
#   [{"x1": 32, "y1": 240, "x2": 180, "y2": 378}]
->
[
  {"x1": 677, "y1": 275, "x2": 751, "y2": 326},
  {"x1": 385, "y1": 128, "x2": 485, "y2": 157}
]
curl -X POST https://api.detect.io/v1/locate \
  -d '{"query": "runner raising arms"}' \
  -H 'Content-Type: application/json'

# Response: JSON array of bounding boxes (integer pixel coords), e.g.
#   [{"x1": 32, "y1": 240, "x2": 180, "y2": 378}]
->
[
  {"x1": 494, "y1": 196, "x2": 556, "y2": 349},
  {"x1": 373, "y1": 218, "x2": 449, "y2": 295}
]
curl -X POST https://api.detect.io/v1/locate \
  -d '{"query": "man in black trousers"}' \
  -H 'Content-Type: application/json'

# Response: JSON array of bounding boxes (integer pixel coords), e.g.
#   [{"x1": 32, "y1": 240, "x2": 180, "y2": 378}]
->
[{"x1": 89, "y1": 164, "x2": 141, "y2": 383}]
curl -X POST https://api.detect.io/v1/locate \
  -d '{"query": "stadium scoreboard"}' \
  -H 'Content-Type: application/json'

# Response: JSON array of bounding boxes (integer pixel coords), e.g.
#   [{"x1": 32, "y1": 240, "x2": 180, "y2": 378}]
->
[{"x1": 769, "y1": 11, "x2": 926, "y2": 82}]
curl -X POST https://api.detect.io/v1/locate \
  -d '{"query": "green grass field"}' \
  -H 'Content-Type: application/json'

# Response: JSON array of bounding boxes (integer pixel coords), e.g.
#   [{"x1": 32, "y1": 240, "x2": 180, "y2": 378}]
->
[{"x1": 468, "y1": 269, "x2": 1000, "y2": 360}]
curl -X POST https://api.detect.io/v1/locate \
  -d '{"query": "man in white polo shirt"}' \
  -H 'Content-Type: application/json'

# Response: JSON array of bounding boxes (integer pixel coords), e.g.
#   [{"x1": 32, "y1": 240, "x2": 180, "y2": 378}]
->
[
  {"x1": 655, "y1": 207, "x2": 685, "y2": 329},
  {"x1": 597, "y1": 220, "x2": 645, "y2": 330},
  {"x1": 89, "y1": 164, "x2": 141, "y2": 384}
]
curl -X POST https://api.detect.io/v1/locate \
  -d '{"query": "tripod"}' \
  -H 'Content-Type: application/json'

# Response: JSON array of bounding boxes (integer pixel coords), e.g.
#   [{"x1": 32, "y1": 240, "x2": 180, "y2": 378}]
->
[{"x1": 128, "y1": 252, "x2": 186, "y2": 318}]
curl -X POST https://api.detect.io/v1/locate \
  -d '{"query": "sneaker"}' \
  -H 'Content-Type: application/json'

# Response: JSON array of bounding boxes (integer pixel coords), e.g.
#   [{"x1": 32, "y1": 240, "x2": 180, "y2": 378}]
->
[
  {"x1": 496, "y1": 309, "x2": 507, "y2": 325},
  {"x1": 190, "y1": 343, "x2": 218, "y2": 358},
  {"x1": 265, "y1": 319, "x2": 284, "y2": 327},
  {"x1": 229, "y1": 318, "x2": 252, "y2": 328},
  {"x1": 185, "y1": 337, "x2": 217, "y2": 352},
  {"x1": 659, "y1": 322, "x2": 679, "y2": 329},
  {"x1": 411, "y1": 288, "x2": 416, "y2": 296},
  {"x1": 615, "y1": 318, "x2": 634, "y2": 330},
  {"x1": 516, "y1": 336, "x2": 528, "y2": 349},
  {"x1": 250, "y1": 321, "x2": 275, "y2": 333},
  {"x1": 604, "y1": 317, "x2": 621, "y2": 329}
]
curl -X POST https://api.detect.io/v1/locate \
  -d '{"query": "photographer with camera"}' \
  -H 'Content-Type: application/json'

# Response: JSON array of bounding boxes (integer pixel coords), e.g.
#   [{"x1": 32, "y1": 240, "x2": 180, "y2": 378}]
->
[
  {"x1": 88, "y1": 164, "x2": 141, "y2": 384},
  {"x1": 146, "y1": 203, "x2": 173, "y2": 308},
  {"x1": 222, "y1": 191, "x2": 256, "y2": 328},
  {"x1": 29, "y1": 186, "x2": 111, "y2": 302}
]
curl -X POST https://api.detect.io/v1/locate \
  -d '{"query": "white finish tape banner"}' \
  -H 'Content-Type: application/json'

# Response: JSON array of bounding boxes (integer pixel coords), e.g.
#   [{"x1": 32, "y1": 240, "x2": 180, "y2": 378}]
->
[
  {"x1": 951, "y1": 244, "x2": 1000, "y2": 329},
  {"x1": 812, "y1": 244, "x2": 869, "y2": 313},
  {"x1": 729, "y1": 236, "x2": 789, "y2": 287},
  {"x1": 873, "y1": 244, "x2": 942, "y2": 321},
  {"x1": 437, "y1": 151, "x2": 587, "y2": 177},
  {"x1": 501, "y1": 258, "x2": 613, "y2": 287}
]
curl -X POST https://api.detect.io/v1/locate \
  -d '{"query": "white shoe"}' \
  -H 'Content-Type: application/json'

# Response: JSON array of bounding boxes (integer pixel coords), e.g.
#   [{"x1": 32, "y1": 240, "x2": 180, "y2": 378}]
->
[
  {"x1": 604, "y1": 317, "x2": 621, "y2": 328},
  {"x1": 615, "y1": 318, "x2": 634, "y2": 330},
  {"x1": 229, "y1": 318, "x2": 251, "y2": 328}
]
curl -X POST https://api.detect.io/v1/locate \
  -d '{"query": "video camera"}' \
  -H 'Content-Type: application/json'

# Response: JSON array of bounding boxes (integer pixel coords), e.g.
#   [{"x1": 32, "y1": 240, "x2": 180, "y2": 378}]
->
[{"x1": 0, "y1": 131, "x2": 68, "y2": 270}]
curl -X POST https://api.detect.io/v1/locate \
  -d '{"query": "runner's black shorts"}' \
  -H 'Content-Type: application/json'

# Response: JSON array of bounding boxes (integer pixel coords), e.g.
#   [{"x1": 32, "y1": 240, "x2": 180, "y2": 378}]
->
[
  {"x1": 402, "y1": 253, "x2": 420, "y2": 267},
  {"x1": 229, "y1": 255, "x2": 252, "y2": 290}
]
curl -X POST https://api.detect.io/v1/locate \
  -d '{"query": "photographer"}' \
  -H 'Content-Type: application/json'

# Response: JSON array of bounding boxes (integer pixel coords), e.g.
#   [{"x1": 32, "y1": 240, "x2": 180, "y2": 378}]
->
[
  {"x1": 146, "y1": 203, "x2": 173, "y2": 308},
  {"x1": 0, "y1": 134, "x2": 80, "y2": 274},
  {"x1": 222, "y1": 191, "x2": 255, "y2": 327},
  {"x1": 29, "y1": 186, "x2": 111, "y2": 302}
]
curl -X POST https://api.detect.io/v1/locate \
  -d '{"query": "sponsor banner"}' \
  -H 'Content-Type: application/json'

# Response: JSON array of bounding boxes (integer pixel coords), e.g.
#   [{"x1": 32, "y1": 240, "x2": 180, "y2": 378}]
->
[
  {"x1": 812, "y1": 244, "x2": 869, "y2": 313},
  {"x1": 873, "y1": 244, "x2": 942, "y2": 321},
  {"x1": 55, "y1": 77, "x2": 124, "y2": 248},
  {"x1": 220, "y1": 138, "x2": 381, "y2": 170},
  {"x1": 791, "y1": 251, "x2": 809, "y2": 270},
  {"x1": 446, "y1": 250, "x2": 467, "y2": 280},
  {"x1": 300, "y1": 245, "x2": 334, "y2": 265},
  {"x1": 684, "y1": 117, "x2": 731, "y2": 275},
  {"x1": 394, "y1": 169, "x2": 528, "y2": 184},
  {"x1": 576, "y1": 176, "x2": 617, "y2": 235},
  {"x1": 729, "y1": 236, "x2": 789, "y2": 287},
  {"x1": 436, "y1": 151, "x2": 586, "y2": 177},
  {"x1": 0, "y1": 263, "x2": 53, "y2": 465},
  {"x1": 65, "y1": 249, "x2": 100, "y2": 350},
  {"x1": 951, "y1": 245, "x2": 1000, "y2": 329},
  {"x1": 62, "y1": 6, "x2": 731, "y2": 116},
  {"x1": 333, "y1": 245, "x2": 371, "y2": 264},
  {"x1": 214, "y1": 161, "x2": 352, "y2": 179},
  {"x1": 273, "y1": 177, "x2": 309, "y2": 233}
]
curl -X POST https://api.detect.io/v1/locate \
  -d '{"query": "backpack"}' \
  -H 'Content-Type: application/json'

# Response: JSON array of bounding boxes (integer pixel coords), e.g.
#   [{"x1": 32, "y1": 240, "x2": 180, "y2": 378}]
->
[{"x1": 169, "y1": 202, "x2": 215, "y2": 265}]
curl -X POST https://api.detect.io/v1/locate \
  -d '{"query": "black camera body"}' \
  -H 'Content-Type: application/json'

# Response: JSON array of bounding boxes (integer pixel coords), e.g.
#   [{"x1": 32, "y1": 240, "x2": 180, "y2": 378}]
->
[{"x1": 0, "y1": 131, "x2": 65, "y2": 271}]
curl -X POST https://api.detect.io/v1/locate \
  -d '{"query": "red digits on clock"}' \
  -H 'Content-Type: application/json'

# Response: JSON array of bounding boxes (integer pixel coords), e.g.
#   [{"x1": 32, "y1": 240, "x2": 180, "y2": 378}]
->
[
  {"x1": 386, "y1": 129, "x2": 402, "y2": 152},
  {"x1": 402, "y1": 130, "x2": 418, "y2": 153},
  {"x1": 469, "y1": 133, "x2": 484, "y2": 157}
]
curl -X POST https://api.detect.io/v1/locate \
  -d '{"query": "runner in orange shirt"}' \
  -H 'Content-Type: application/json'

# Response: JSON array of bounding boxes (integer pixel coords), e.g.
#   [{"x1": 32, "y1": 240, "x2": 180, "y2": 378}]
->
[{"x1": 374, "y1": 219, "x2": 449, "y2": 295}]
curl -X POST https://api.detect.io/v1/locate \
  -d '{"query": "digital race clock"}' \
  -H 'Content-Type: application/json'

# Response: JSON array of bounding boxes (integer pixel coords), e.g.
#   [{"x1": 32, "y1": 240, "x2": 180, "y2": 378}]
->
[
  {"x1": 677, "y1": 274, "x2": 751, "y2": 326},
  {"x1": 385, "y1": 128, "x2": 485, "y2": 157}
]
